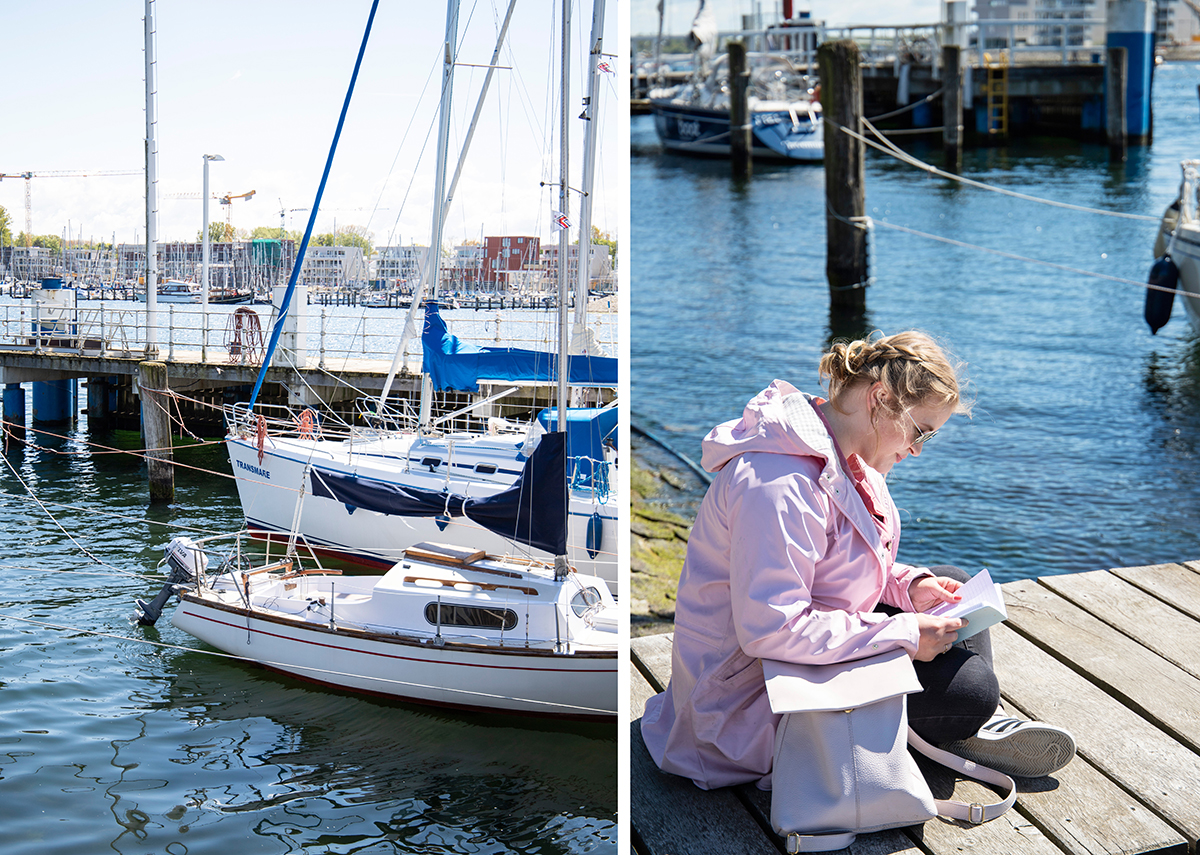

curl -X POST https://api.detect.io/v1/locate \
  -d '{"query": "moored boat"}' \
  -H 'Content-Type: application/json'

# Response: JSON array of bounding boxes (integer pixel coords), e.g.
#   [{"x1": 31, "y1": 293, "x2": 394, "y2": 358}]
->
[
  {"x1": 1148, "y1": 159, "x2": 1200, "y2": 334},
  {"x1": 138, "y1": 431, "x2": 617, "y2": 719},
  {"x1": 650, "y1": 52, "x2": 823, "y2": 162}
]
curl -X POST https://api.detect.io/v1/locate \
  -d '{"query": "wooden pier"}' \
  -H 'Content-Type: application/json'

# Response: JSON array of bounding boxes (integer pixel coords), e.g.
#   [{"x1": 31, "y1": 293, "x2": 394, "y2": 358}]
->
[{"x1": 632, "y1": 560, "x2": 1200, "y2": 855}]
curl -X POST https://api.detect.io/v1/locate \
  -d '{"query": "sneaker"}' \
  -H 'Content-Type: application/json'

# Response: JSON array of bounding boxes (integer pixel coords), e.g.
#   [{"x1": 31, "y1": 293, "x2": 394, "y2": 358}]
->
[{"x1": 940, "y1": 711, "x2": 1076, "y2": 778}]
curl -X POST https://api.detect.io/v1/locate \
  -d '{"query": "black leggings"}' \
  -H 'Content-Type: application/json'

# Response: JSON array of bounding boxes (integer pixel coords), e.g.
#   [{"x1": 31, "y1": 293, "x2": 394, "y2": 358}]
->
[{"x1": 881, "y1": 565, "x2": 1000, "y2": 743}]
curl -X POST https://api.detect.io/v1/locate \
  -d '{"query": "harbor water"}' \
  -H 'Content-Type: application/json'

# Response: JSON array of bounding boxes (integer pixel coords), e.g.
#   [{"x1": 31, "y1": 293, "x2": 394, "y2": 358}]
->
[
  {"x1": 0, "y1": 307, "x2": 616, "y2": 852},
  {"x1": 632, "y1": 61, "x2": 1200, "y2": 583}
]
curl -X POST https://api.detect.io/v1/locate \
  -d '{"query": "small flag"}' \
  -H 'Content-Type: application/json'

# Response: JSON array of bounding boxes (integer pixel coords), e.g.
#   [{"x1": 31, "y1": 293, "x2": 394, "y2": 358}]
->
[
  {"x1": 552, "y1": 210, "x2": 571, "y2": 231},
  {"x1": 598, "y1": 59, "x2": 615, "y2": 75}
]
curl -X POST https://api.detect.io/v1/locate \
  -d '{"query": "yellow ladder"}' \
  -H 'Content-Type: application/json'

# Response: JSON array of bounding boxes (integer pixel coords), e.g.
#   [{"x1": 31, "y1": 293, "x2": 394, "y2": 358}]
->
[{"x1": 984, "y1": 51, "x2": 1009, "y2": 139}]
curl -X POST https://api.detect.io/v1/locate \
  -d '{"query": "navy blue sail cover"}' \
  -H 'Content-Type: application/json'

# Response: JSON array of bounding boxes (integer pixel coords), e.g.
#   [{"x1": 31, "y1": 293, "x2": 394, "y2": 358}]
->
[
  {"x1": 309, "y1": 431, "x2": 568, "y2": 555},
  {"x1": 421, "y1": 301, "x2": 618, "y2": 392}
]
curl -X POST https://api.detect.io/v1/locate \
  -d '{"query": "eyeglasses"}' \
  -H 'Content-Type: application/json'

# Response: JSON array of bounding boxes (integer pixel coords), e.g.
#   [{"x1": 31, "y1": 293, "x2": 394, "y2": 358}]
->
[{"x1": 906, "y1": 411, "x2": 939, "y2": 448}]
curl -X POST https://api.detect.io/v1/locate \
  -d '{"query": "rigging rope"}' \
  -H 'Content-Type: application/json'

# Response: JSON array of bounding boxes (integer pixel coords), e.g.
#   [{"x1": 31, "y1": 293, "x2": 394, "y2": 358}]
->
[{"x1": 248, "y1": 0, "x2": 380, "y2": 412}]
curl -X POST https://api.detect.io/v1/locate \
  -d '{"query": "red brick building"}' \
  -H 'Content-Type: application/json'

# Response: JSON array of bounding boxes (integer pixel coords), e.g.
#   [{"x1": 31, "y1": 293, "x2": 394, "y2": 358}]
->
[{"x1": 483, "y1": 235, "x2": 541, "y2": 288}]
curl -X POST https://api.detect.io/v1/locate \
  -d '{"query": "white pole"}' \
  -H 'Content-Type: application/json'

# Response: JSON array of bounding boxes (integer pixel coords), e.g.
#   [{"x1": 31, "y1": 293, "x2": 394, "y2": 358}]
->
[
  {"x1": 144, "y1": 0, "x2": 159, "y2": 356},
  {"x1": 574, "y1": 0, "x2": 606, "y2": 330},
  {"x1": 417, "y1": 0, "x2": 460, "y2": 430},
  {"x1": 557, "y1": 0, "x2": 570, "y2": 433},
  {"x1": 201, "y1": 153, "x2": 223, "y2": 362}
]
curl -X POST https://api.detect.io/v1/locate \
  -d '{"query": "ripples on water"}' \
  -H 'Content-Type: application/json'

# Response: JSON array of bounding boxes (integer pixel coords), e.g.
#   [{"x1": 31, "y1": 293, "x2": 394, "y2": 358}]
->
[
  {"x1": 633, "y1": 62, "x2": 1200, "y2": 583},
  {"x1": 0, "y1": 423, "x2": 615, "y2": 850}
]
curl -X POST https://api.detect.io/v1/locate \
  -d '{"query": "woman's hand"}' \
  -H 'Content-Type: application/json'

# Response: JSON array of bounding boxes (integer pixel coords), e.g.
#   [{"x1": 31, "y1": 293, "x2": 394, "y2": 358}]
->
[
  {"x1": 908, "y1": 575, "x2": 963, "y2": 613},
  {"x1": 913, "y1": 613, "x2": 965, "y2": 661}
]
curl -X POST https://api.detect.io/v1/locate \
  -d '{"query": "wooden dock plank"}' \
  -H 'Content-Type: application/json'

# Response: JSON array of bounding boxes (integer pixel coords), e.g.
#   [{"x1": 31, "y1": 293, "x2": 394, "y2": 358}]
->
[
  {"x1": 990, "y1": 622, "x2": 1200, "y2": 848},
  {"x1": 1002, "y1": 578, "x2": 1200, "y2": 755},
  {"x1": 630, "y1": 663, "x2": 781, "y2": 855},
  {"x1": 630, "y1": 631, "x2": 673, "y2": 693},
  {"x1": 1037, "y1": 569, "x2": 1200, "y2": 681},
  {"x1": 1109, "y1": 562, "x2": 1200, "y2": 623}
]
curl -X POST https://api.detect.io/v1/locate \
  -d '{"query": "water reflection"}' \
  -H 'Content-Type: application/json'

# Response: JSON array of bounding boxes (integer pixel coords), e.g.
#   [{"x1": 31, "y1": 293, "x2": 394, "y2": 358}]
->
[{"x1": 145, "y1": 655, "x2": 617, "y2": 854}]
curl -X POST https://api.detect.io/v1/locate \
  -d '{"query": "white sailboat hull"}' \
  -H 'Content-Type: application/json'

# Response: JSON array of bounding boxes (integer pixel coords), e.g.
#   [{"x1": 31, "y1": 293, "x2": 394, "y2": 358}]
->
[
  {"x1": 172, "y1": 597, "x2": 617, "y2": 718},
  {"x1": 227, "y1": 433, "x2": 619, "y2": 596}
]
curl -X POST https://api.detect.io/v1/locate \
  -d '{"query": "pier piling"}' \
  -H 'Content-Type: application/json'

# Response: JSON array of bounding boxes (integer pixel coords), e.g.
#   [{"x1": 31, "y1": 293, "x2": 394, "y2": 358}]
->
[
  {"x1": 819, "y1": 40, "x2": 868, "y2": 315},
  {"x1": 942, "y1": 45, "x2": 963, "y2": 172},
  {"x1": 138, "y1": 361, "x2": 175, "y2": 504},
  {"x1": 1106, "y1": 46, "x2": 1128, "y2": 161},
  {"x1": 728, "y1": 40, "x2": 752, "y2": 180}
]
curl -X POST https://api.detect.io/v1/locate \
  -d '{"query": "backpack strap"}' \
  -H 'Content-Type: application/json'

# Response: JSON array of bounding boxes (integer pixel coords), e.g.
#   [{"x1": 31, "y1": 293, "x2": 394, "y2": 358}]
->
[{"x1": 908, "y1": 727, "x2": 1017, "y2": 823}]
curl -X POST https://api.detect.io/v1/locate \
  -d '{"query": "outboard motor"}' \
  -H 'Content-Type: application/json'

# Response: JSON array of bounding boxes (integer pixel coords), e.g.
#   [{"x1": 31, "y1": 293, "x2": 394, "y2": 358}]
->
[
  {"x1": 1146, "y1": 254, "x2": 1179, "y2": 335},
  {"x1": 135, "y1": 537, "x2": 209, "y2": 626}
]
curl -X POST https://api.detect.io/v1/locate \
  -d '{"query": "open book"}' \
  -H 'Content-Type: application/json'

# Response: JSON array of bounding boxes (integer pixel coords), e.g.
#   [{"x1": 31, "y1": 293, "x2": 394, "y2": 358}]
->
[{"x1": 927, "y1": 568, "x2": 1007, "y2": 642}]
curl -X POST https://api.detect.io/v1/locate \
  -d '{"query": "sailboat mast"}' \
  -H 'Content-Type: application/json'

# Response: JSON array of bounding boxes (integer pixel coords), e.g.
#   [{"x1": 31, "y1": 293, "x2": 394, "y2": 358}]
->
[
  {"x1": 552, "y1": 0, "x2": 573, "y2": 583},
  {"x1": 574, "y1": 0, "x2": 606, "y2": 329},
  {"x1": 144, "y1": 0, "x2": 160, "y2": 355},
  {"x1": 557, "y1": 0, "x2": 570, "y2": 435},
  {"x1": 417, "y1": 0, "x2": 461, "y2": 430}
]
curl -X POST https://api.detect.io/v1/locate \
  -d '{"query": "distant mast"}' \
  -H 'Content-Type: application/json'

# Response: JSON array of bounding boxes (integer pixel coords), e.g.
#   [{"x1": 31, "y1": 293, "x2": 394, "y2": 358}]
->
[{"x1": 144, "y1": 0, "x2": 160, "y2": 354}]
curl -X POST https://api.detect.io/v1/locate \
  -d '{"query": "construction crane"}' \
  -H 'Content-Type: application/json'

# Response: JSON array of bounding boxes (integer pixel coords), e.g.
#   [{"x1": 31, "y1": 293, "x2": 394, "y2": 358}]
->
[
  {"x1": 0, "y1": 169, "x2": 140, "y2": 246},
  {"x1": 219, "y1": 190, "x2": 256, "y2": 238}
]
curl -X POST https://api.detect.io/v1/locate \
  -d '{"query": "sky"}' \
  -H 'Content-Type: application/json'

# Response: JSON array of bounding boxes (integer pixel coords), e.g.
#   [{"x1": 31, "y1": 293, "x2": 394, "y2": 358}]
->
[
  {"x1": 0, "y1": 0, "x2": 625, "y2": 250},
  {"x1": 630, "y1": 1, "x2": 943, "y2": 36}
]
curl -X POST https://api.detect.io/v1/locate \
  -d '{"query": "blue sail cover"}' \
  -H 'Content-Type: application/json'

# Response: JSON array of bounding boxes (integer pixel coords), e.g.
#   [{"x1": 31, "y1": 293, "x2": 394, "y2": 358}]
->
[
  {"x1": 421, "y1": 302, "x2": 618, "y2": 392},
  {"x1": 309, "y1": 431, "x2": 567, "y2": 556}
]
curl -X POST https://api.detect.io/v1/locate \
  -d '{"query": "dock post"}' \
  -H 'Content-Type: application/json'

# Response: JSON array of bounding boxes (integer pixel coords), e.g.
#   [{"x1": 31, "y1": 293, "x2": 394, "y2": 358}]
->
[
  {"x1": 818, "y1": 40, "x2": 868, "y2": 315},
  {"x1": 3, "y1": 382, "x2": 26, "y2": 444},
  {"x1": 1106, "y1": 46, "x2": 1128, "y2": 161},
  {"x1": 138, "y1": 361, "x2": 174, "y2": 504},
  {"x1": 728, "y1": 40, "x2": 752, "y2": 180},
  {"x1": 942, "y1": 44, "x2": 963, "y2": 172},
  {"x1": 1106, "y1": 0, "x2": 1154, "y2": 146}
]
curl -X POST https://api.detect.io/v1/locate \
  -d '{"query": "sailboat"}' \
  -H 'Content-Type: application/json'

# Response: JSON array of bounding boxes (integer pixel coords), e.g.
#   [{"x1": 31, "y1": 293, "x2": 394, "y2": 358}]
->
[
  {"x1": 222, "y1": 0, "x2": 619, "y2": 594},
  {"x1": 138, "y1": 0, "x2": 617, "y2": 721},
  {"x1": 649, "y1": 0, "x2": 824, "y2": 162}
]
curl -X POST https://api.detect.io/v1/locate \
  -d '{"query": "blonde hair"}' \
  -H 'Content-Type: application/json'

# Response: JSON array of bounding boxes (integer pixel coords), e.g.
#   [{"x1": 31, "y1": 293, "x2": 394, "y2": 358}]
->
[{"x1": 819, "y1": 330, "x2": 971, "y2": 419}]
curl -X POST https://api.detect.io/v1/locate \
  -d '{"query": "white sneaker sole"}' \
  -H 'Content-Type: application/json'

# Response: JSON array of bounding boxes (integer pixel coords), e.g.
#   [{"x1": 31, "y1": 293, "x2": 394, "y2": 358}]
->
[{"x1": 941, "y1": 723, "x2": 1076, "y2": 778}]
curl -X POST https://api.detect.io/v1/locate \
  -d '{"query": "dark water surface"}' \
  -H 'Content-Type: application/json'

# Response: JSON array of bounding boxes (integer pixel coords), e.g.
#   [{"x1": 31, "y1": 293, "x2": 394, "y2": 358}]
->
[
  {"x1": 632, "y1": 62, "x2": 1200, "y2": 583},
  {"x1": 0, "y1": 382, "x2": 615, "y2": 850}
]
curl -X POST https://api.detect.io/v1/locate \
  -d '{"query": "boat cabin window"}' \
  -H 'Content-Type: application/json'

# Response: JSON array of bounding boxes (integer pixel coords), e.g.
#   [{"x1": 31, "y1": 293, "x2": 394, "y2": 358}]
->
[
  {"x1": 473, "y1": 463, "x2": 498, "y2": 475},
  {"x1": 419, "y1": 456, "x2": 442, "y2": 471},
  {"x1": 570, "y1": 586, "x2": 603, "y2": 617},
  {"x1": 425, "y1": 603, "x2": 518, "y2": 631}
]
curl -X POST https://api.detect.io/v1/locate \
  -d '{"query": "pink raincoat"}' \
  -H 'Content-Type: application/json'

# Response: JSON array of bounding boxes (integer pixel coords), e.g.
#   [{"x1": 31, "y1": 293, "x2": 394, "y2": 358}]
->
[{"x1": 640, "y1": 380, "x2": 933, "y2": 789}]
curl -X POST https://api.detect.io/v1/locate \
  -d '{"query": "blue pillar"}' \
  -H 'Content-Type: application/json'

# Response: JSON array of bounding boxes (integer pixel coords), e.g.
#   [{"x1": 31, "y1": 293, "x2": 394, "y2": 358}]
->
[
  {"x1": 86, "y1": 376, "x2": 111, "y2": 422},
  {"x1": 4, "y1": 383, "x2": 25, "y2": 424},
  {"x1": 32, "y1": 379, "x2": 77, "y2": 425},
  {"x1": 1106, "y1": 0, "x2": 1154, "y2": 144}
]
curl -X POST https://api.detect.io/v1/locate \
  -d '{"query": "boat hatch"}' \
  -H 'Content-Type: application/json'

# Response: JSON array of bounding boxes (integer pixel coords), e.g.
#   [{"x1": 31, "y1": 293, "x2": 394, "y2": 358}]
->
[
  {"x1": 419, "y1": 456, "x2": 442, "y2": 471},
  {"x1": 424, "y1": 603, "x2": 518, "y2": 631},
  {"x1": 473, "y1": 463, "x2": 498, "y2": 475}
]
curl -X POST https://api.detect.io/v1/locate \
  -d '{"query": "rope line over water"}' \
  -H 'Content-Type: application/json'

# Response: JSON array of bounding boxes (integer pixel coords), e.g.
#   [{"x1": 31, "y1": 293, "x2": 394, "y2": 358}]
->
[{"x1": 813, "y1": 116, "x2": 1184, "y2": 296}]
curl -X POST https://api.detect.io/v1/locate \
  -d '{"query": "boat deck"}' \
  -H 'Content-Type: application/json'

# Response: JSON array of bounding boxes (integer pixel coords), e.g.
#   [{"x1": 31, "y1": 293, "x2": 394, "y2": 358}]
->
[{"x1": 631, "y1": 560, "x2": 1200, "y2": 855}]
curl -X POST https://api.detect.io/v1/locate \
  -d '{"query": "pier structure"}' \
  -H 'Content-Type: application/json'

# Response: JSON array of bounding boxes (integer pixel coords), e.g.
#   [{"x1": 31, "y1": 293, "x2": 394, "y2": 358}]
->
[
  {"x1": 632, "y1": 1, "x2": 1161, "y2": 146},
  {"x1": 633, "y1": 559, "x2": 1200, "y2": 855},
  {"x1": 0, "y1": 291, "x2": 601, "y2": 458}
]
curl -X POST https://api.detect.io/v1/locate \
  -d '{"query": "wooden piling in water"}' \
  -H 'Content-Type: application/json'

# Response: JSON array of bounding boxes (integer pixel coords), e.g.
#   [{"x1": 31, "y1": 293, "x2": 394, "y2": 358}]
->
[
  {"x1": 138, "y1": 361, "x2": 174, "y2": 504},
  {"x1": 1106, "y1": 46, "x2": 1128, "y2": 161},
  {"x1": 728, "y1": 40, "x2": 752, "y2": 180},
  {"x1": 942, "y1": 45, "x2": 963, "y2": 172},
  {"x1": 818, "y1": 40, "x2": 867, "y2": 314}
]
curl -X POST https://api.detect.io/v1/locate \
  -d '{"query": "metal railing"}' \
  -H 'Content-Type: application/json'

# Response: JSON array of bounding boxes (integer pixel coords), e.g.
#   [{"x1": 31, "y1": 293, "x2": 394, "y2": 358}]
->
[
  {"x1": 634, "y1": 13, "x2": 1111, "y2": 78},
  {"x1": 0, "y1": 301, "x2": 618, "y2": 375}
]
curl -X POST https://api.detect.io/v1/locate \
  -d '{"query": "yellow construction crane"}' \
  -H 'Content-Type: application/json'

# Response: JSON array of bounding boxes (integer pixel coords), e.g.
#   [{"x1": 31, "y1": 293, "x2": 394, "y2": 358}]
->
[
  {"x1": 219, "y1": 189, "x2": 256, "y2": 238},
  {"x1": 0, "y1": 169, "x2": 140, "y2": 246}
]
